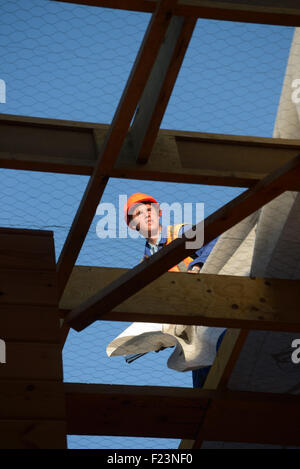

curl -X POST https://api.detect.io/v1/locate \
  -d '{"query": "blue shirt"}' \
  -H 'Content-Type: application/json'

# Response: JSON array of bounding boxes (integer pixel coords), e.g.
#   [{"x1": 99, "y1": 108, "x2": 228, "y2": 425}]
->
[{"x1": 144, "y1": 224, "x2": 218, "y2": 270}]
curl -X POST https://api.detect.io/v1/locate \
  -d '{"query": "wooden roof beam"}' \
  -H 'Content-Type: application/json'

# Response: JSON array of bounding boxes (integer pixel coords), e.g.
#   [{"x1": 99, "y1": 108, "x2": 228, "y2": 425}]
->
[
  {"x1": 65, "y1": 154, "x2": 300, "y2": 331},
  {"x1": 55, "y1": 0, "x2": 178, "y2": 299},
  {"x1": 65, "y1": 382, "x2": 300, "y2": 445},
  {"x1": 60, "y1": 266, "x2": 300, "y2": 332},
  {"x1": 52, "y1": 0, "x2": 300, "y2": 27},
  {"x1": 179, "y1": 329, "x2": 250, "y2": 448},
  {"x1": 2, "y1": 114, "x2": 300, "y2": 189},
  {"x1": 127, "y1": 16, "x2": 196, "y2": 163},
  {"x1": 113, "y1": 130, "x2": 300, "y2": 190}
]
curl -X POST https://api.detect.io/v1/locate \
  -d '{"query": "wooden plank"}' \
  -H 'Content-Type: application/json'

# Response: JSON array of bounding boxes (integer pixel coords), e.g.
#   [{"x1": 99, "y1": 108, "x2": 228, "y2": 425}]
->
[
  {"x1": 0, "y1": 269, "x2": 58, "y2": 305},
  {"x1": 0, "y1": 114, "x2": 97, "y2": 175},
  {"x1": 200, "y1": 391, "x2": 300, "y2": 446},
  {"x1": 0, "y1": 227, "x2": 54, "y2": 237},
  {"x1": 0, "y1": 420, "x2": 66, "y2": 449},
  {"x1": 59, "y1": 321, "x2": 71, "y2": 348},
  {"x1": 0, "y1": 228, "x2": 61, "y2": 341},
  {"x1": 0, "y1": 227, "x2": 54, "y2": 242},
  {"x1": 179, "y1": 329, "x2": 249, "y2": 448},
  {"x1": 0, "y1": 231, "x2": 57, "y2": 324},
  {"x1": 56, "y1": 0, "x2": 179, "y2": 300},
  {"x1": 65, "y1": 155, "x2": 300, "y2": 331},
  {"x1": 0, "y1": 233, "x2": 55, "y2": 271},
  {"x1": 0, "y1": 228, "x2": 67, "y2": 449},
  {"x1": 113, "y1": 131, "x2": 300, "y2": 190},
  {"x1": 203, "y1": 329, "x2": 249, "y2": 391},
  {"x1": 0, "y1": 152, "x2": 94, "y2": 176},
  {"x1": 0, "y1": 380, "x2": 66, "y2": 420},
  {"x1": 65, "y1": 382, "x2": 210, "y2": 438},
  {"x1": 0, "y1": 119, "x2": 96, "y2": 162},
  {"x1": 0, "y1": 305, "x2": 61, "y2": 342},
  {"x1": 3, "y1": 114, "x2": 300, "y2": 189},
  {"x1": 60, "y1": 266, "x2": 300, "y2": 332},
  {"x1": 128, "y1": 16, "x2": 197, "y2": 163},
  {"x1": 64, "y1": 382, "x2": 300, "y2": 445},
  {"x1": 191, "y1": 329, "x2": 250, "y2": 448},
  {"x1": 0, "y1": 342, "x2": 63, "y2": 381},
  {"x1": 52, "y1": 0, "x2": 300, "y2": 27},
  {"x1": 0, "y1": 113, "x2": 96, "y2": 175}
]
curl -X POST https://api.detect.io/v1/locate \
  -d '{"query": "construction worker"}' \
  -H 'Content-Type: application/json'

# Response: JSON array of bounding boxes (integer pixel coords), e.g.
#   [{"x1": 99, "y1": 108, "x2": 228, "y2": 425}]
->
[
  {"x1": 125, "y1": 192, "x2": 212, "y2": 272},
  {"x1": 108, "y1": 192, "x2": 226, "y2": 387}
]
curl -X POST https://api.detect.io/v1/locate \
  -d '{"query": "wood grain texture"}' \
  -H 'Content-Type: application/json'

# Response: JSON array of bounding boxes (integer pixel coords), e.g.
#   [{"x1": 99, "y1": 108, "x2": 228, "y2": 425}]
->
[
  {"x1": 0, "y1": 380, "x2": 66, "y2": 420},
  {"x1": 0, "y1": 305, "x2": 61, "y2": 342},
  {"x1": 130, "y1": 16, "x2": 196, "y2": 163},
  {"x1": 0, "y1": 342, "x2": 63, "y2": 381},
  {"x1": 2, "y1": 114, "x2": 300, "y2": 189},
  {"x1": 179, "y1": 329, "x2": 249, "y2": 448},
  {"x1": 65, "y1": 382, "x2": 300, "y2": 444},
  {"x1": 60, "y1": 266, "x2": 300, "y2": 332},
  {"x1": 0, "y1": 420, "x2": 67, "y2": 449},
  {"x1": 0, "y1": 228, "x2": 66, "y2": 448},
  {"x1": 0, "y1": 269, "x2": 58, "y2": 305}
]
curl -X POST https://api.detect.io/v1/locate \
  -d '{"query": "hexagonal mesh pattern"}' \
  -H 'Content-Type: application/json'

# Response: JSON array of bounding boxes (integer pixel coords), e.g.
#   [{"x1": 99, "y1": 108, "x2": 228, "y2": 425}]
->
[{"x1": 0, "y1": 0, "x2": 294, "y2": 449}]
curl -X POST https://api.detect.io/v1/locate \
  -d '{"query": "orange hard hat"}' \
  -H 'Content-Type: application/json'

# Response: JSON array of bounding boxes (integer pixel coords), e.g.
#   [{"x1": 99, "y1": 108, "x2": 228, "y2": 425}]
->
[{"x1": 124, "y1": 192, "x2": 161, "y2": 226}]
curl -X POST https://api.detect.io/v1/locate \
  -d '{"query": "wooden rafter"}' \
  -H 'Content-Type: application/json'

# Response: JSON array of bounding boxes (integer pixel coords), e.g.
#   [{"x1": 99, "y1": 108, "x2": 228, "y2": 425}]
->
[
  {"x1": 64, "y1": 382, "x2": 300, "y2": 445},
  {"x1": 179, "y1": 329, "x2": 249, "y2": 448},
  {"x1": 128, "y1": 16, "x2": 196, "y2": 163},
  {"x1": 2, "y1": 115, "x2": 300, "y2": 190},
  {"x1": 60, "y1": 266, "x2": 300, "y2": 332},
  {"x1": 65, "y1": 154, "x2": 300, "y2": 331},
  {"x1": 56, "y1": 0, "x2": 178, "y2": 300},
  {"x1": 53, "y1": 0, "x2": 300, "y2": 27}
]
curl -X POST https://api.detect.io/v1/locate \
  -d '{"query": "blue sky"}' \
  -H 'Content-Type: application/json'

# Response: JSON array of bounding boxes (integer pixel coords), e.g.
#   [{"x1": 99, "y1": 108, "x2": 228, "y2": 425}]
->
[{"x1": 0, "y1": 0, "x2": 295, "y2": 449}]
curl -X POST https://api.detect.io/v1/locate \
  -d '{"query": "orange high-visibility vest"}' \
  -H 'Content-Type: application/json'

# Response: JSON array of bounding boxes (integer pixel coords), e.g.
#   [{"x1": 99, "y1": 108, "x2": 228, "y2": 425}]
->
[{"x1": 166, "y1": 224, "x2": 194, "y2": 273}]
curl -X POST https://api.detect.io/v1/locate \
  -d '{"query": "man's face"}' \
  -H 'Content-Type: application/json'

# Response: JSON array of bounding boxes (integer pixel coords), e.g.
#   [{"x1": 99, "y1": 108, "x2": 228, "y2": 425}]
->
[{"x1": 129, "y1": 202, "x2": 160, "y2": 238}]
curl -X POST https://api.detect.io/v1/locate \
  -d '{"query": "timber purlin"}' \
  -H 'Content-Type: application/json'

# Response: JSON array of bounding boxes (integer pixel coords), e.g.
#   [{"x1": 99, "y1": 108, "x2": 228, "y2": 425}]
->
[
  {"x1": 52, "y1": 0, "x2": 300, "y2": 27},
  {"x1": 59, "y1": 266, "x2": 300, "y2": 332},
  {"x1": 128, "y1": 15, "x2": 196, "y2": 164},
  {"x1": 64, "y1": 383, "x2": 300, "y2": 445},
  {"x1": 2, "y1": 113, "x2": 300, "y2": 190},
  {"x1": 179, "y1": 329, "x2": 250, "y2": 448}
]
